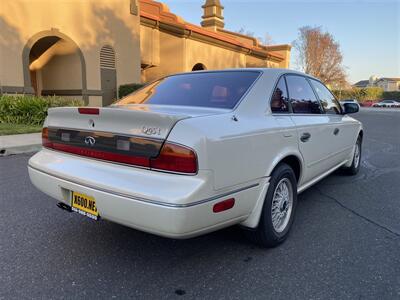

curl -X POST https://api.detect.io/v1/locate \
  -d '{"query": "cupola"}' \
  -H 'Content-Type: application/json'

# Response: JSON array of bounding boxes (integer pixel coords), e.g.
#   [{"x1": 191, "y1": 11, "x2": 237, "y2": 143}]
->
[{"x1": 201, "y1": 0, "x2": 224, "y2": 31}]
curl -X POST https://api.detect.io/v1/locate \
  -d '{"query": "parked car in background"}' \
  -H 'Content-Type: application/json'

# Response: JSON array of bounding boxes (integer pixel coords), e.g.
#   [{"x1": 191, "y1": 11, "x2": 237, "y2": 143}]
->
[
  {"x1": 340, "y1": 99, "x2": 360, "y2": 108},
  {"x1": 373, "y1": 100, "x2": 400, "y2": 108},
  {"x1": 360, "y1": 100, "x2": 377, "y2": 107},
  {"x1": 28, "y1": 69, "x2": 363, "y2": 248}
]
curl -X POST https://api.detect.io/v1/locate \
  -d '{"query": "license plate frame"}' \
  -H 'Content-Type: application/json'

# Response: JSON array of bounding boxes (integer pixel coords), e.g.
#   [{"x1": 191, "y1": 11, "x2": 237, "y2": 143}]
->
[{"x1": 71, "y1": 191, "x2": 99, "y2": 220}]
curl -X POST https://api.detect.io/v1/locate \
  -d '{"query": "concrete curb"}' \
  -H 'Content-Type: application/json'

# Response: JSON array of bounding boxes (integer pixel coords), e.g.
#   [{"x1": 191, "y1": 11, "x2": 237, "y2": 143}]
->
[{"x1": 0, "y1": 133, "x2": 42, "y2": 157}]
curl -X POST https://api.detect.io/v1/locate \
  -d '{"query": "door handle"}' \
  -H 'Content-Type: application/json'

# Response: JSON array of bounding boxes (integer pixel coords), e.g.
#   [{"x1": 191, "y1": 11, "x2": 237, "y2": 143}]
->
[
  {"x1": 300, "y1": 132, "x2": 311, "y2": 142},
  {"x1": 334, "y1": 128, "x2": 340, "y2": 135}
]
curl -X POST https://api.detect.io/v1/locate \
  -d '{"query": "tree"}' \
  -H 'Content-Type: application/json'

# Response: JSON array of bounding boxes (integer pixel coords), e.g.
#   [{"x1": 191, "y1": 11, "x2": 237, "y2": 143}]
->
[
  {"x1": 236, "y1": 28, "x2": 274, "y2": 46},
  {"x1": 293, "y1": 26, "x2": 347, "y2": 87}
]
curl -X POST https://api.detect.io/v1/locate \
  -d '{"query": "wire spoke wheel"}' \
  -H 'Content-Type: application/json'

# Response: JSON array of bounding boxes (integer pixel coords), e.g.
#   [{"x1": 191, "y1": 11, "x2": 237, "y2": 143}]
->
[
  {"x1": 354, "y1": 141, "x2": 360, "y2": 168},
  {"x1": 271, "y1": 178, "x2": 293, "y2": 233}
]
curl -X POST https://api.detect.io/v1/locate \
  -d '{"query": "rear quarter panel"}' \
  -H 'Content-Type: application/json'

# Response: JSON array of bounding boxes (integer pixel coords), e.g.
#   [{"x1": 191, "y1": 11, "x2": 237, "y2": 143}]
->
[{"x1": 166, "y1": 71, "x2": 302, "y2": 191}]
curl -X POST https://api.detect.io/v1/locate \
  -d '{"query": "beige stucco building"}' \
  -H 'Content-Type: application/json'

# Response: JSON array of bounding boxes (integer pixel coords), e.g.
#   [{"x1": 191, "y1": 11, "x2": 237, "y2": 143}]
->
[{"x1": 0, "y1": 0, "x2": 291, "y2": 106}]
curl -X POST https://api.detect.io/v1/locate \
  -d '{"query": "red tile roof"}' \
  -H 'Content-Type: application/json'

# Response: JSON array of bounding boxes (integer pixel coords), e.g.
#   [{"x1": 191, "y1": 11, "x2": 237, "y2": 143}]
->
[{"x1": 139, "y1": 0, "x2": 285, "y2": 61}]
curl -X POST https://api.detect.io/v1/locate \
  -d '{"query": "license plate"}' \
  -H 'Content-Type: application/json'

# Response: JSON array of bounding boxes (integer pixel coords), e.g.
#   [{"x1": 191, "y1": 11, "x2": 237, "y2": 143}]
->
[{"x1": 71, "y1": 191, "x2": 99, "y2": 220}]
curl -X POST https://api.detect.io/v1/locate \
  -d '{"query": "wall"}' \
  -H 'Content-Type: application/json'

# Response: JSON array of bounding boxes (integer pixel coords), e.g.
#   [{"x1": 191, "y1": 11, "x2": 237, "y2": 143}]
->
[
  {"x1": 40, "y1": 53, "x2": 82, "y2": 91},
  {"x1": 0, "y1": 0, "x2": 141, "y2": 105},
  {"x1": 140, "y1": 25, "x2": 160, "y2": 68},
  {"x1": 185, "y1": 38, "x2": 246, "y2": 71},
  {"x1": 142, "y1": 31, "x2": 186, "y2": 82}
]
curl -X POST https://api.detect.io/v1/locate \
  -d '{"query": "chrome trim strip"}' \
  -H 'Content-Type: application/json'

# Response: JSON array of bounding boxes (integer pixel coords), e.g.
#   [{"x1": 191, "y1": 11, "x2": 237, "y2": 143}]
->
[{"x1": 28, "y1": 164, "x2": 259, "y2": 208}]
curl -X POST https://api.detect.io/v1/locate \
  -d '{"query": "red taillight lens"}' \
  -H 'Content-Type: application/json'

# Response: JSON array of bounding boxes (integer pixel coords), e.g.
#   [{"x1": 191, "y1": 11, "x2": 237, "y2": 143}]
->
[
  {"x1": 78, "y1": 107, "x2": 99, "y2": 115},
  {"x1": 150, "y1": 142, "x2": 198, "y2": 174},
  {"x1": 42, "y1": 127, "x2": 52, "y2": 148},
  {"x1": 42, "y1": 127, "x2": 197, "y2": 175},
  {"x1": 213, "y1": 198, "x2": 235, "y2": 213}
]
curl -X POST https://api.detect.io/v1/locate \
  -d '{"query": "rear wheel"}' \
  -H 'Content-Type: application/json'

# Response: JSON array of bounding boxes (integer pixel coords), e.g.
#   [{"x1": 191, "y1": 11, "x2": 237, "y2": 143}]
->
[
  {"x1": 244, "y1": 163, "x2": 297, "y2": 248},
  {"x1": 342, "y1": 136, "x2": 362, "y2": 175}
]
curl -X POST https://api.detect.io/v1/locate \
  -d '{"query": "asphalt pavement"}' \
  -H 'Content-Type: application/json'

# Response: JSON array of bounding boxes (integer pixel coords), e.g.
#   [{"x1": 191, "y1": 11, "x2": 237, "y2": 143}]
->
[{"x1": 1, "y1": 109, "x2": 399, "y2": 299}]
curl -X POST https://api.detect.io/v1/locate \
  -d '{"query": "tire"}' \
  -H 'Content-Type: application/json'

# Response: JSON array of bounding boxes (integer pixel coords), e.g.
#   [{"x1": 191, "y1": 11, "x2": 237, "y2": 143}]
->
[
  {"x1": 244, "y1": 163, "x2": 297, "y2": 248},
  {"x1": 342, "y1": 136, "x2": 362, "y2": 175}
]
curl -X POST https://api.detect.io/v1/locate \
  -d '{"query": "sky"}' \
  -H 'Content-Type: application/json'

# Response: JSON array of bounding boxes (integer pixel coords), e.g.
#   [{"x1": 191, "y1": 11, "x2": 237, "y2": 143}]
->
[{"x1": 161, "y1": 0, "x2": 400, "y2": 83}]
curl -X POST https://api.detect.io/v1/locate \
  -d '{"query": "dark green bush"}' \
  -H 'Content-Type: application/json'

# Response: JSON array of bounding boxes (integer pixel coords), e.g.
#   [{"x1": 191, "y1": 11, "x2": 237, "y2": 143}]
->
[
  {"x1": 382, "y1": 91, "x2": 400, "y2": 101},
  {"x1": 119, "y1": 83, "x2": 145, "y2": 99},
  {"x1": 0, "y1": 95, "x2": 84, "y2": 125},
  {"x1": 332, "y1": 87, "x2": 384, "y2": 102}
]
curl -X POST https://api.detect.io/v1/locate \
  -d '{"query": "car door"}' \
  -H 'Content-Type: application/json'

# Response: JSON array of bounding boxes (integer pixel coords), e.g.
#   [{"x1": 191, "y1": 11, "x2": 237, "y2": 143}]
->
[
  {"x1": 269, "y1": 76, "x2": 298, "y2": 159},
  {"x1": 285, "y1": 75, "x2": 338, "y2": 185},
  {"x1": 309, "y1": 79, "x2": 356, "y2": 164}
]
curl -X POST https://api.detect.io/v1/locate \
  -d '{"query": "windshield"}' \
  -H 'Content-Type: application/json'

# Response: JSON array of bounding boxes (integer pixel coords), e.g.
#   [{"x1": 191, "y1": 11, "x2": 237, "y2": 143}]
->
[{"x1": 115, "y1": 71, "x2": 260, "y2": 109}]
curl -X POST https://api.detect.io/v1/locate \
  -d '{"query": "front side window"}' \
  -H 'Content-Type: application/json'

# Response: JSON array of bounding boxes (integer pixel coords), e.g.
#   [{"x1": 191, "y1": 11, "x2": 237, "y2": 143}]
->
[
  {"x1": 310, "y1": 79, "x2": 341, "y2": 114},
  {"x1": 271, "y1": 77, "x2": 289, "y2": 113},
  {"x1": 115, "y1": 71, "x2": 260, "y2": 109},
  {"x1": 286, "y1": 75, "x2": 322, "y2": 114}
]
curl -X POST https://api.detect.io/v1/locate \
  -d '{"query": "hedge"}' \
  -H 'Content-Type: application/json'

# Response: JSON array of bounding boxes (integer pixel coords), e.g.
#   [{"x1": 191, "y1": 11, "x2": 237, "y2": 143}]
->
[
  {"x1": 332, "y1": 87, "x2": 400, "y2": 102},
  {"x1": 118, "y1": 83, "x2": 145, "y2": 99},
  {"x1": 0, "y1": 95, "x2": 84, "y2": 126},
  {"x1": 382, "y1": 91, "x2": 400, "y2": 101}
]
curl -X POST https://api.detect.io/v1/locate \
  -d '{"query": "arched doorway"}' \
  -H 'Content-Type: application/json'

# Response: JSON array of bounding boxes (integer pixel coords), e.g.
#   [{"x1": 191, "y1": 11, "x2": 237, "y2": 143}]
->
[
  {"x1": 192, "y1": 63, "x2": 207, "y2": 71},
  {"x1": 22, "y1": 30, "x2": 86, "y2": 101}
]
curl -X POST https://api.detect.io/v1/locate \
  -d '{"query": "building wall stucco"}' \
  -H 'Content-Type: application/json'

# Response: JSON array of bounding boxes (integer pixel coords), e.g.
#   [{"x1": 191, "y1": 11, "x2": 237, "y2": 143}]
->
[
  {"x1": 0, "y1": 0, "x2": 291, "y2": 106},
  {"x1": 0, "y1": 0, "x2": 141, "y2": 105}
]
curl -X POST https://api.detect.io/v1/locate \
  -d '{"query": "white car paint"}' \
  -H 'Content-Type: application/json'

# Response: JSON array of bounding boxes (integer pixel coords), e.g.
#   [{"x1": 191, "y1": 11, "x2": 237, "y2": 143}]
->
[
  {"x1": 373, "y1": 100, "x2": 400, "y2": 108},
  {"x1": 28, "y1": 68, "x2": 363, "y2": 239}
]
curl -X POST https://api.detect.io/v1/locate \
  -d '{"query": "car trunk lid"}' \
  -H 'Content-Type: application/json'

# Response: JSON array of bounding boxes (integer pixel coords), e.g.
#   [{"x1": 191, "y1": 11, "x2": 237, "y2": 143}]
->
[{"x1": 43, "y1": 104, "x2": 226, "y2": 169}]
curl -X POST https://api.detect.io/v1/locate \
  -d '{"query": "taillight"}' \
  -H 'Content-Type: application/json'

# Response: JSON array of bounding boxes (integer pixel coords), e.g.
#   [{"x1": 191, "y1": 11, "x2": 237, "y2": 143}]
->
[
  {"x1": 150, "y1": 142, "x2": 198, "y2": 174},
  {"x1": 42, "y1": 127, "x2": 52, "y2": 148},
  {"x1": 78, "y1": 107, "x2": 99, "y2": 115},
  {"x1": 42, "y1": 127, "x2": 197, "y2": 175}
]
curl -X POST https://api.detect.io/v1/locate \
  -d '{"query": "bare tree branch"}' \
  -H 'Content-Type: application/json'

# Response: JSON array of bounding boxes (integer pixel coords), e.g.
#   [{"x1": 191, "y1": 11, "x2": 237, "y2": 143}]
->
[{"x1": 293, "y1": 26, "x2": 347, "y2": 87}]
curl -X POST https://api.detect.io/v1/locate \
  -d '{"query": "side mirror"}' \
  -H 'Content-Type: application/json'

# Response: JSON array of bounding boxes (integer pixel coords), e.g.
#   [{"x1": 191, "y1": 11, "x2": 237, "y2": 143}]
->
[{"x1": 342, "y1": 102, "x2": 359, "y2": 114}]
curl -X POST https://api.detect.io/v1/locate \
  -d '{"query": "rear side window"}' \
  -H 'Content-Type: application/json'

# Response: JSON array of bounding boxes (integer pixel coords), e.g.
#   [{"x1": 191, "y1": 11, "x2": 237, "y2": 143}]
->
[
  {"x1": 271, "y1": 77, "x2": 289, "y2": 113},
  {"x1": 310, "y1": 79, "x2": 341, "y2": 114},
  {"x1": 116, "y1": 72, "x2": 260, "y2": 109},
  {"x1": 286, "y1": 75, "x2": 322, "y2": 114}
]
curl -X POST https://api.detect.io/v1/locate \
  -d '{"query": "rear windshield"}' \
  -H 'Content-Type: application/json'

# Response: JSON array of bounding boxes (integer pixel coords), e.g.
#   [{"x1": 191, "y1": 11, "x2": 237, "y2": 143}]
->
[{"x1": 115, "y1": 71, "x2": 260, "y2": 109}]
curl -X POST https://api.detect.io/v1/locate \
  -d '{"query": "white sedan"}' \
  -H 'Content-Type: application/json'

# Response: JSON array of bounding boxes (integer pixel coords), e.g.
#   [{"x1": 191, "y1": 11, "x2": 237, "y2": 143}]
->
[
  {"x1": 28, "y1": 69, "x2": 363, "y2": 247},
  {"x1": 373, "y1": 100, "x2": 400, "y2": 108}
]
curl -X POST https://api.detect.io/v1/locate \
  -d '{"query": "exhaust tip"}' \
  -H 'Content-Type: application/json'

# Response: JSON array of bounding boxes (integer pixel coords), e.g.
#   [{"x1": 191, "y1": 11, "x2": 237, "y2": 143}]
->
[{"x1": 57, "y1": 202, "x2": 72, "y2": 212}]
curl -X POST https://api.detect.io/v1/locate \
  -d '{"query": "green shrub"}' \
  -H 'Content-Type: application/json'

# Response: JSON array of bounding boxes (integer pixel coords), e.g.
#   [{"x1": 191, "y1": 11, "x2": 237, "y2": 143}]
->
[
  {"x1": 332, "y1": 87, "x2": 384, "y2": 102},
  {"x1": 382, "y1": 91, "x2": 400, "y2": 101},
  {"x1": 119, "y1": 83, "x2": 145, "y2": 99},
  {"x1": 0, "y1": 95, "x2": 84, "y2": 126}
]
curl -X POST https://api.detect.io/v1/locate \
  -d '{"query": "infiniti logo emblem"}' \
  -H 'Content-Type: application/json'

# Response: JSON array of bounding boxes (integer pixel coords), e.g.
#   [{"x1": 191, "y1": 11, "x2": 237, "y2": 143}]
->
[{"x1": 84, "y1": 136, "x2": 96, "y2": 146}]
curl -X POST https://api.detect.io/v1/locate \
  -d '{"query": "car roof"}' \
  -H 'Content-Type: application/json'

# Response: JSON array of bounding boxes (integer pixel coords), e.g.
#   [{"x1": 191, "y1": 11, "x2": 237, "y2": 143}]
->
[{"x1": 171, "y1": 68, "x2": 320, "y2": 82}]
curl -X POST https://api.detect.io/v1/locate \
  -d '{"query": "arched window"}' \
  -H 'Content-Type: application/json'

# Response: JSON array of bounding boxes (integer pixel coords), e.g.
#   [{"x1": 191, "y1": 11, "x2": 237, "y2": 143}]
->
[
  {"x1": 192, "y1": 63, "x2": 207, "y2": 71},
  {"x1": 100, "y1": 45, "x2": 116, "y2": 69}
]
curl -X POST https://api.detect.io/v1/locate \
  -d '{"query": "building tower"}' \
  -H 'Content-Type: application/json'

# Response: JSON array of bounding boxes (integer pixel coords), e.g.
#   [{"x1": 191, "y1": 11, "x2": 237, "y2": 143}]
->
[{"x1": 201, "y1": 0, "x2": 224, "y2": 31}]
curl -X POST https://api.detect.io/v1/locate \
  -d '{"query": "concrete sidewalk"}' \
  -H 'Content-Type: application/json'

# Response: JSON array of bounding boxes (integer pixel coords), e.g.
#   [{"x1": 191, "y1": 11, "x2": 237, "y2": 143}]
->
[{"x1": 0, "y1": 133, "x2": 41, "y2": 156}]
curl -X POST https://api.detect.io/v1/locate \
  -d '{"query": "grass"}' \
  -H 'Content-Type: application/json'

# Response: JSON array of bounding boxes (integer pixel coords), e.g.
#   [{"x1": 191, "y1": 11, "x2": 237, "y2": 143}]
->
[{"x1": 0, "y1": 123, "x2": 42, "y2": 136}]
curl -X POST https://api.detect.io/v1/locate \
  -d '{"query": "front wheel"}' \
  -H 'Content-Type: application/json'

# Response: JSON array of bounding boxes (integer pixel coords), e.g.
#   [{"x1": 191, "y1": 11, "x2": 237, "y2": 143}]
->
[{"x1": 244, "y1": 163, "x2": 297, "y2": 248}]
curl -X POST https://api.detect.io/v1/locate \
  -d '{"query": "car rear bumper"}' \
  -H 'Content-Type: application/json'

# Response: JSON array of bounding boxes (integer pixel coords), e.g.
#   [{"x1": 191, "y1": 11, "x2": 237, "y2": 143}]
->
[{"x1": 28, "y1": 149, "x2": 262, "y2": 238}]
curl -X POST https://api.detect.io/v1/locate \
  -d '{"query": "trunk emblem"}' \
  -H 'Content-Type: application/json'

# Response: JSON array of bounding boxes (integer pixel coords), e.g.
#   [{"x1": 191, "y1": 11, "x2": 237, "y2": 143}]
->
[
  {"x1": 142, "y1": 126, "x2": 161, "y2": 136},
  {"x1": 84, "y1": 136, "x2": 96, "y2": 146}
]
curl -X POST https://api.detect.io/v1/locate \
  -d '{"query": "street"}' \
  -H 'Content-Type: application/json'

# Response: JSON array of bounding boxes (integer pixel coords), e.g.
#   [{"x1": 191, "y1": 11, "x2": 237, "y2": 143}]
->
[{"x1": 1, "y1": 109, "x2": 399, "y2": 299}]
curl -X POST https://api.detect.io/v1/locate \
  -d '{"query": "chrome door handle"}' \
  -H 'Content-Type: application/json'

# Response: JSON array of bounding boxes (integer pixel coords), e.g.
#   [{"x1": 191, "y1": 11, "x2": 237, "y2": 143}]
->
[
  {"x1": 300, "y1": 132, "x2": 311, "y2": 142},
  {"x1": 333, "y1": 128, "x2": 340, "y2": 135}
]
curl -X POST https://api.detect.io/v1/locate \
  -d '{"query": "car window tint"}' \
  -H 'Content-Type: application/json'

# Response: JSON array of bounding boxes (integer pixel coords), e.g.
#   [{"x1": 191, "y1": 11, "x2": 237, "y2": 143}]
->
[
  {"x1": 271, "y1": 77, "x2": 289, "y2": 113},
  {"x1": 310, "y1": 79, "x2": 341, "y2": 114},
  {"x1": 116, "y1": 71, "x2": 260, "y2": 109},
  {"x1": 286, "y1": 75, "x2": 322, "y2": 114}
]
